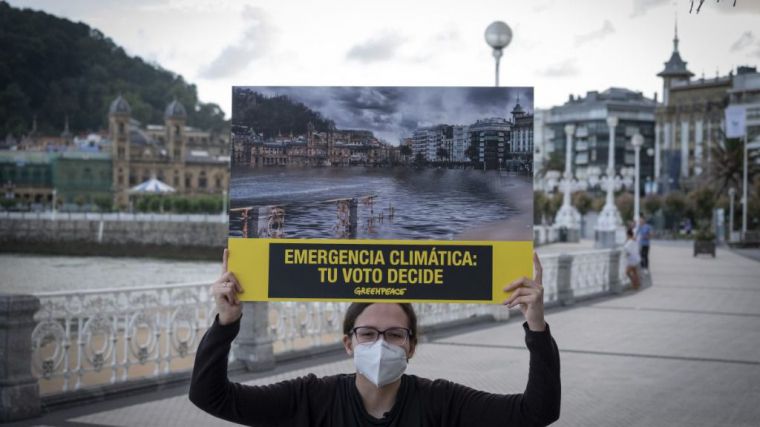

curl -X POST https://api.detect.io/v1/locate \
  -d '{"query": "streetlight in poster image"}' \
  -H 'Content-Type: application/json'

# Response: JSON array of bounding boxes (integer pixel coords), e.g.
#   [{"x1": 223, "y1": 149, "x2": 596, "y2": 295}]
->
[{"x1": 485, "y1": 21, "x2": 512, "y2": 87}]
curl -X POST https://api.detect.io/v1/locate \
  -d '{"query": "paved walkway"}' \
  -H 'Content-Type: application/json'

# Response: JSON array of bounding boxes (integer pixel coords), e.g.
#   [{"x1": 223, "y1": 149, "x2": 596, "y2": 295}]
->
[{"x1": 12, "y1": 241, "x2": 760, "y2": 426}]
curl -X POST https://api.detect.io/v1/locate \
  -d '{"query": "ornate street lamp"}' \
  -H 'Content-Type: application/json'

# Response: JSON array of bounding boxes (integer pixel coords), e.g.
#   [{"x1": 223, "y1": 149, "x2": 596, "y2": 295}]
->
[
  {"x1": 485, "y1": 21, "x2": 512, "y2": 87},
  {"x1": 632, "y1": 133, "x2": 644, "y2": 222},
  {"x1": 597, "y1": 116, "x2": 622, "y2": 231}
]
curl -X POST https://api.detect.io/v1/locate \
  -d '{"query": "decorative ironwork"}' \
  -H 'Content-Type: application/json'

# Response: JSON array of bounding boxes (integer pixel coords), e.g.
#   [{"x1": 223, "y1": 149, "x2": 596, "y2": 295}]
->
[{"x1": 30, "y1": 250, "x2": 628, "y2": 396}]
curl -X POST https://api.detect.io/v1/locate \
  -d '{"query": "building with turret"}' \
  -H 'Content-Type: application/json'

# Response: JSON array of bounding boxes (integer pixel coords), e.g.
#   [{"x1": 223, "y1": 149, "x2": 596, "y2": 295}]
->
[
  {"x1": 509, "y1": 99, "x2": 534, "y2": 172},
  {"x1": 654, "y1": 22, "x2": 759, "y2": 192},
  {"x1": 108, "y1": 96, "x2": 229, "y2": 208}
]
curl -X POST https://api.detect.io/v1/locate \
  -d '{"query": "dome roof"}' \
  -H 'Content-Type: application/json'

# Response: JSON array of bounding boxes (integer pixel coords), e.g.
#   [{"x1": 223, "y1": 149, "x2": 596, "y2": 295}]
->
[
  {"x1": 164, "y1": 99, "x2": 187, "y2": 119},
  {"x1": 109, "y1": 95, "x2": 131, "y2": 115}
]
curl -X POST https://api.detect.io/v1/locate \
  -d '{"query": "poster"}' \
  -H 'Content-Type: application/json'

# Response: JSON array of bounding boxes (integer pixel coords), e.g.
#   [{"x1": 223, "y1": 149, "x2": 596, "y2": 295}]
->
[{"x1": 228, "y1": 87, "x2": 534, "y2": 303}]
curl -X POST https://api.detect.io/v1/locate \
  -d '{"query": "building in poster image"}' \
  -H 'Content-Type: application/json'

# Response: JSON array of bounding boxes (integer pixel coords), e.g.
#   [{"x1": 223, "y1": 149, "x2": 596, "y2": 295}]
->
[{"x1": 232, "y1": 87, "x2": 533, "y2": 173}]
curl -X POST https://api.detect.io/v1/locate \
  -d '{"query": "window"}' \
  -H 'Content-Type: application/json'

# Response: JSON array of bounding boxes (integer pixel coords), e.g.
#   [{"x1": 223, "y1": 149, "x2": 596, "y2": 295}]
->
[
  {"x1": 198, "y1": 171, "x2": 207, "y2": 189},
  {"x1": 185, "y1": 173, "x2": 193, "y2": 188},
  {"x1": 118, "y1": 122, "x2": 125, "y2": 135}
]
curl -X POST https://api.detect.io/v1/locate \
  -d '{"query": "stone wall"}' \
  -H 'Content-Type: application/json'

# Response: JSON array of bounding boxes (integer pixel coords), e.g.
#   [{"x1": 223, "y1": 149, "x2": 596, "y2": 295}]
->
[{"x1": 0, "y1": 218, "x2": 226, "y2": 259}]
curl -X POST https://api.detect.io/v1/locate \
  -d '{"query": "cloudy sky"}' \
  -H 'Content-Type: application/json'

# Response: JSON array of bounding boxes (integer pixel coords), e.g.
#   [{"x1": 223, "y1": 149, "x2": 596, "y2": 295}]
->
[
  {"x1": 7, "y1": 0, "x2": 760, "y2": 118},
  {"x1": 243, "y1": 86, "x2": 532, "y2": 143}
]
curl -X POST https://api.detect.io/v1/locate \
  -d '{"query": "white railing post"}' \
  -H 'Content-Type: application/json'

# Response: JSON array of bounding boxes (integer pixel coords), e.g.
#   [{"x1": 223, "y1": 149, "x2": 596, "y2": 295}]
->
[
  {"x1": 0, "y1": 294, "x2": 41, "y2": 422},
  {"x1": 557, "y1": 254, "x2": 575, "y2": 306},
  {"x1": 609, "y1": 250, "x2": 623, "y2": 294},
  {"x1": 233, "y1": 302, "x2": 275, "y2": 372}
]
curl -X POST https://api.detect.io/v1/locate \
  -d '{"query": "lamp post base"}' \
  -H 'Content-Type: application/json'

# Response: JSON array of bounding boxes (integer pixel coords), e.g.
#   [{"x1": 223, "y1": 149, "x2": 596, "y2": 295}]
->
[
  {"x1": 553, "y1": 204, "x2": 581, "y2": 243},
  {"x1": 594, "y1": 229, "x2": 618, "y2": 248}
]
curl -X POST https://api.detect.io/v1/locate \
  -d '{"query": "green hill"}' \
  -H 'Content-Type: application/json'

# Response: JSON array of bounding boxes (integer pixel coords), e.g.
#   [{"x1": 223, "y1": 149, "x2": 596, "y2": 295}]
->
[
  {"x1": 0, "y1": 2, "x2": 227, "y2": 137},
  {"x1": 232, "y1": 88, "x2": 335, "y2": 138}
]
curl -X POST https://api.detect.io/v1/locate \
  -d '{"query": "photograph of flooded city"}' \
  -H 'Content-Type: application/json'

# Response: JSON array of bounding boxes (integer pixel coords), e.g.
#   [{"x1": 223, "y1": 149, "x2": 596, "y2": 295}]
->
[{"x1": 229, "y1": 86, "x2": 533, "y2": 241}]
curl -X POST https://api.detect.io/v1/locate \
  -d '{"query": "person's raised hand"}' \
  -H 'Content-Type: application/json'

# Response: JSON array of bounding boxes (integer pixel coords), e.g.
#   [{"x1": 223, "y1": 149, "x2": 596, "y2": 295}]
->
[
  {"x1": 503, "y1": 252, "x2": 546, "y2": 332},
  {"x1": 212, "y1": 248, "x2": 243, "y2": 326}
]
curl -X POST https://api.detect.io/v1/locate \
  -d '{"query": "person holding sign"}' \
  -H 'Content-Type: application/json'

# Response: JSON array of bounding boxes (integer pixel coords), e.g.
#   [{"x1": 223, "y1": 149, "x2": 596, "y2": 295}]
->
[{"x1": 189, "y1": 250, "x2": 560, "y2": 426}]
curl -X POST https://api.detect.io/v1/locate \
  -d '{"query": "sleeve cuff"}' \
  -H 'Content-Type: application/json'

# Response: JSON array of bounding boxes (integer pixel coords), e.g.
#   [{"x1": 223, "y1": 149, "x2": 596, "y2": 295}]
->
[
  {"x1": 210, "y1": 313, "x2": 242, "y2": 340},
  {"x1": 523, "y1": 321, "x2": 554, "y2": 351}
]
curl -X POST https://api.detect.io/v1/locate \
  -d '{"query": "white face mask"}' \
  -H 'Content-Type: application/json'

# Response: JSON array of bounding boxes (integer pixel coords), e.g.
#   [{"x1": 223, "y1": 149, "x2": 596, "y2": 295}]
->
[{"x1": 353, "y1": 338, "x2": 408, "y2": 388}]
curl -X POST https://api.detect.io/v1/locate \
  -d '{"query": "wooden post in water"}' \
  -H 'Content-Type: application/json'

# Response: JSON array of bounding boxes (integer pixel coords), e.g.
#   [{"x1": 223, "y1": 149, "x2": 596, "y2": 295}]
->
[
  {"x1": 229, "y1": 207, "x2": 258, "y2": 238},
  {"x1": 348, "y1": 198, "x2": 358, "y2": 238}
]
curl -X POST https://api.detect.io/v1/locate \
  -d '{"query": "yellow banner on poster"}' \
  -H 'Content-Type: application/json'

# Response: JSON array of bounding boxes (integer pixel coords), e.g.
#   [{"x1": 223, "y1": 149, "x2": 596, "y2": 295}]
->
[{"x1": 228, "y1": 238, "x2": 533, "y2": 303}]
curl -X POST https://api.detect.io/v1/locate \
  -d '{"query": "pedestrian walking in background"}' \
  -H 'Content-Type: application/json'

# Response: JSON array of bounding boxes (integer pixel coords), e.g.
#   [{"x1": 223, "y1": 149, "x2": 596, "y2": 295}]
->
[
  {"x1": 636, "y1": 214, "x2": 652, "y2": 271},
  {"x1": 624, "y1": 228, "x2": 641, "y2": 290}
]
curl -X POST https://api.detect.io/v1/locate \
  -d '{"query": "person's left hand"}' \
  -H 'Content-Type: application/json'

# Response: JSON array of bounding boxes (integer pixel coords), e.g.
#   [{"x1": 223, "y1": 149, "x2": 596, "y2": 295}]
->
[{"x1": 503, "y1": 253, "x2": 546, "y2": 332}]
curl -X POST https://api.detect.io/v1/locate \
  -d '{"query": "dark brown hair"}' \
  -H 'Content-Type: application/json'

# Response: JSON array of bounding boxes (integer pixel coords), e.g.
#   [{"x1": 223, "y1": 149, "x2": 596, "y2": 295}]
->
[{"x1": 343, "y1": 303, "x2": 418, "y2": 347}]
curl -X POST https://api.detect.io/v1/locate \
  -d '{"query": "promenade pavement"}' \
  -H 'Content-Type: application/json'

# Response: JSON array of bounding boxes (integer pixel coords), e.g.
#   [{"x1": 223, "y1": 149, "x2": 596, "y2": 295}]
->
[{"x1": 10, "y1": 240, "x2": 760, "y2": 426}]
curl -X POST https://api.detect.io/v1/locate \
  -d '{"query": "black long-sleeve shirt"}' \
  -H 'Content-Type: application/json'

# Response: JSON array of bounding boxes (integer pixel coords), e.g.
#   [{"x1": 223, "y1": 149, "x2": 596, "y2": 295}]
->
[{"x1": 189, "y1": 316, "x2": 561, "y2": 426}]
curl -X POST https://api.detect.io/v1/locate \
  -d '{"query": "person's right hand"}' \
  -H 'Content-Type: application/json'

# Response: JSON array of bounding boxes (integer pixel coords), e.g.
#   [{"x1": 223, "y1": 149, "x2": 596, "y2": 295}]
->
[{"x1": 212, "y1": 248, "x2": 243, "y2": 325}]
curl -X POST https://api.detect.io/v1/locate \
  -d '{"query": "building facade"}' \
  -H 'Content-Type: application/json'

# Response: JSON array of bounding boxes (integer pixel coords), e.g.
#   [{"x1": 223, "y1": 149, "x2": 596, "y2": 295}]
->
[
  {"x1": 109, "y1": 96, "x2": 229, "y2": 208},
  {"x1": 0, "y1": 151, "x2": 112, "y2": 208},
  {"x1": 654, "y1": 24, "x2": 760, "y2": 192},
  {"x1": 1, "y1": 96, "x2": 230, "y2": 210},
  {"x1": 232, "y1": 124, "x2": 394, "y2": 168},
  {"x1": 468, "y1": 118, "x2": 511, "y2": 170},
  {"x1": 509, "y1": 100, "x2": 534, "y2": 172},
  {"x1": 452, "y1": 125, "x2": 470, "y2": 162},
  {"x1": 546, "y1": 88, "x2": 656, "y2": 194}
]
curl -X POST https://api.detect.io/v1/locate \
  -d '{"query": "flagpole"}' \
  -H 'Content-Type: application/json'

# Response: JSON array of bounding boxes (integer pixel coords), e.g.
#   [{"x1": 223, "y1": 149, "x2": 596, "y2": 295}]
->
[{"x1": 742, "y1": 132, "x2": 748, "y2": 236}]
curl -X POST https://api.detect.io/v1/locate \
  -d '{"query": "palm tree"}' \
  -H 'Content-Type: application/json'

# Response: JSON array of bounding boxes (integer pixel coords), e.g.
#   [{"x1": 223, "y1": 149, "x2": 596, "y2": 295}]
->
[{"x1": 710, "y1": 137, "x2": 759, "y2": 196}]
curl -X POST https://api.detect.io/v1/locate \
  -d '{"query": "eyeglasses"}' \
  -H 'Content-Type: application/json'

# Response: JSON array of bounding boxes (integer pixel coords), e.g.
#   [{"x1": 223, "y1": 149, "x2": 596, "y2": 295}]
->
[{"x1": 351, "y1": 326, "x2": 412, "y2": 346}]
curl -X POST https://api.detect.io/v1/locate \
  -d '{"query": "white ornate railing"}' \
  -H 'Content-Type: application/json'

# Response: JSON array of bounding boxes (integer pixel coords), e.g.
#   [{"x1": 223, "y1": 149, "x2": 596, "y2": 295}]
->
[
  {"x1": 32, "y1": 283, "x2": 215, "y2": 394},
  {"x1": 31, "y1": 249, "x2": 627, "y2": 396},
  {"x1": 267, "y1": 302, "x2": 499, "y2": 354},
  {"x1": 539, "y1": 255, "x2": 561, "y2": 304},
  {"x1": 1, "y1": 211, "x2": 227, "y2": 223},
  {"x1": 570, "y1": 250, "x2": 612, "y2": 298}
]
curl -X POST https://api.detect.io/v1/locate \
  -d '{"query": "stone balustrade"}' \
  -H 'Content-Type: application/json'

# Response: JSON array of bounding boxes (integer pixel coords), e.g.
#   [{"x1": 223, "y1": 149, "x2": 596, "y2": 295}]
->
[{"x1": 0, "y1": 248, "x2": 631, "y2": 421}]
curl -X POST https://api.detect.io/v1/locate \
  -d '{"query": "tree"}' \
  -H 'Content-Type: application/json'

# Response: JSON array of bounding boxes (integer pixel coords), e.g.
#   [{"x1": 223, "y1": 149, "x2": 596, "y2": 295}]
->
[
  {"x1": 0, "y1": 3, "x2": 229, "y2": 137},
  {"x1": 534, "y1": 191, "x2": 548, "y2": 225},
  {"x1": 690, "y1": 0, "x2": 737, "y2": 13},
  {"x1": 643, "y1": 194, "x2": 662, "y2": 217},
  {"x1": 616, "y1": 193, "x2": 634, "y2": 224},
  {"x1": 710, "y1": 138, "x2": 744, "y2": 195},
  {"x1": 93, "y1": 195, "x2": 112, "y2": 212},
  {"x1": 591, "y1": 195, "x2": 606, "y2": 213},
  {"x1": 400, "y1": 145, "x2": 412, "y2": 158},
  {"x1": 545, "y1": 192, "x2": 563, "y2": 223},
  {"x1": 572, "y1": 191, "x2": 593, "y2": 216},
  {"x1": 540, "y1": 151, "x2": 564, "y2": 176},
  {"x1": 663, "y1": 191, "x2": 687, "y2": 230},
  {"x1": 413, "y1": 152, "x2": 426, "y2": 166},
  {"x1": 688, "y1": 186, "x2": 716, "y2": 226}
]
